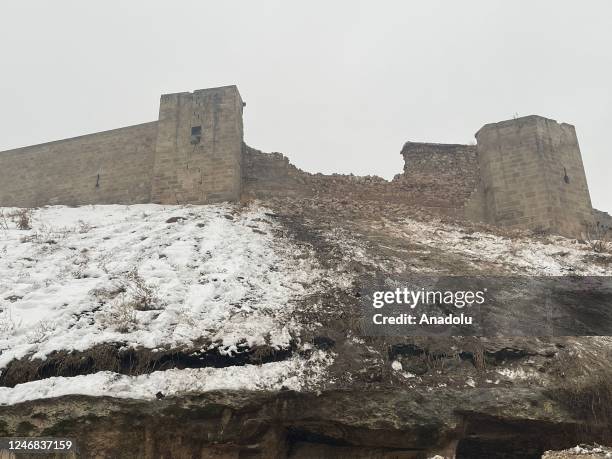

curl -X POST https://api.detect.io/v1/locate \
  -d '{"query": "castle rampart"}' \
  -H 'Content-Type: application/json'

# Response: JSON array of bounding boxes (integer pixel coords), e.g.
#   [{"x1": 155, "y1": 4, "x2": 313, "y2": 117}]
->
[
  {"x1": 0, "y1": 121, "x2": 158, "y2": 207},
  {"x1": 0, "y1": 85, "x2": 606, "y2": 238},
  {"x1": 0, "y1": 86, "x2": 243, "y2": 208}
]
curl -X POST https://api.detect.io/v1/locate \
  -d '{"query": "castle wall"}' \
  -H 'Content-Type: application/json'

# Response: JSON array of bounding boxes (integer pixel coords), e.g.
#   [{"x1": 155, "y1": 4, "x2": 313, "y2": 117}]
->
[
  {"x1": 0, "y1": 122, "x2": 158, "y2": 207},
  {"x1": 476, "y1": 116, "x2": 594, "y2": 237},
  {"x1": 151, "y1": 86, "x2": 243, "y2": 204},
  {"x1": 0, "y1": 85, "x2": 604, "y2": 240}
]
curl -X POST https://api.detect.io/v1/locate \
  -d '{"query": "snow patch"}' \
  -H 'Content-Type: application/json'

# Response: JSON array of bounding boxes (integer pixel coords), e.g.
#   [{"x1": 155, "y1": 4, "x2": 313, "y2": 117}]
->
[
  {"x1": 0, "y1": 204, "x2": 325, "y2": 370},
  {"x1": 0, "y1": 351, "x2": 334, "y2": 406}
]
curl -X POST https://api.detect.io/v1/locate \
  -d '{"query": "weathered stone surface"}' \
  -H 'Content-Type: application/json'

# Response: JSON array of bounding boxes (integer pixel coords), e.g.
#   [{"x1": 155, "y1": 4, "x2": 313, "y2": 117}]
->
[{"x1": 0, "y1": 122, "x2": 158, "y2": 207}]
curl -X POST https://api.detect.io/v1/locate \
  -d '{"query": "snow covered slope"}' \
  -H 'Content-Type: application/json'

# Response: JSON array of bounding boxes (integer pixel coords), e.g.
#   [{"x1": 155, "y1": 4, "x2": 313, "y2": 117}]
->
[
  {"x1": 2, "y1": 200, "x2": 611, "y2": 457},
  {"x1": 0, "y1": 204, "x2": 336, "y2": 404},
  {"x1": 1, "y1": 202, "x2": 611, "y2": 406}
]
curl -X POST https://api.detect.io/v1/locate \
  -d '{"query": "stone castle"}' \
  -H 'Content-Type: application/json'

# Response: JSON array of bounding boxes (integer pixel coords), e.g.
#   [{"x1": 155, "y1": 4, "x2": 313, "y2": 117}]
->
[{"x1": 0, "y1": 85, "x2": 609, "y2": 237}]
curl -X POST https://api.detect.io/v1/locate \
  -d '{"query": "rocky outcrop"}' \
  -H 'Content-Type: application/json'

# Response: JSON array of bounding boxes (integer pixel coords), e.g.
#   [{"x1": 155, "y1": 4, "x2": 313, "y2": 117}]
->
[{"x1": 0, "y1": 387, "x2": 608, "y2": 459}]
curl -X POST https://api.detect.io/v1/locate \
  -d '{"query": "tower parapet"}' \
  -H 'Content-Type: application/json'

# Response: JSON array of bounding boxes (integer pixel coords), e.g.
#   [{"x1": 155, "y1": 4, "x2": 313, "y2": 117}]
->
[
  {"x1": 151, "y1": 85, "x2": 244, "y2": 204},
  {"x1": 475, "y1": 115, "x2": 594, "y2": 237}
]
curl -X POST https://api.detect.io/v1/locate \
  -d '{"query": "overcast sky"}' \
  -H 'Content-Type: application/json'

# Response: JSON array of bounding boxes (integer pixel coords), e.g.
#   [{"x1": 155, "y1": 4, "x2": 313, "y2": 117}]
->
[{"x1": 0, "y1": 1, "x2": 610, "y2": 211}]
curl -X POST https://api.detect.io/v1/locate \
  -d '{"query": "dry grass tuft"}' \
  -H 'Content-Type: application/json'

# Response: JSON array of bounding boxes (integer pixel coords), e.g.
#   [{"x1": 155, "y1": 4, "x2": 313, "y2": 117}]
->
[{"x1": 585, "y1": 222, "x2": 610, "y2": 254}]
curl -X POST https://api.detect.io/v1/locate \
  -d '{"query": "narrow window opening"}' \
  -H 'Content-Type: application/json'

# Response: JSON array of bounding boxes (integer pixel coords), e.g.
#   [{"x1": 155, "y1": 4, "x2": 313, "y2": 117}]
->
[
  {"x1": 190, "y1": 126, "x2": 202, "y2": 145},
  {"x1": 563, "y1": 167, "x2": 570, "y2": 184}
]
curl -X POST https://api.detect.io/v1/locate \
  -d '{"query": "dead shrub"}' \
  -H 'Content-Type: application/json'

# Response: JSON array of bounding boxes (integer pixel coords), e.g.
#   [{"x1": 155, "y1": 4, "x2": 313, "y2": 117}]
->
[
  {"x1": 20, "y1": 223, "x2": 72, "y2": 244},
  {"x1": 0, "y1": 307, "x2": 21, "y2": 335},
  {"x1": 15, "y1": 208, "x2": 33, "y2": 230},
  {"x1": 26, "y1": 321, "x2": 56, "y2": 344},
  {"x1": 70, "y1": 252, "x2": 91, "y2": 279},
  {"x1": 239, "y1": 195, "x2": 255, "y2": 208},
  {"x1": 249, "y1": 344, "x2": 277, "y2": 365},
  {"x1": 5, "y1": 208, "x2": 33, "y2": 230},
  {"x1": 77, "y1": 220, "x2": 93, "y2": 233},
  {"x1": 103, "y1": 294, "x2": 138, "y2": 333},
  {"x1": 93, "y1": 270, "x2": 161, "y2": 332},
  {"x1": 423, "y1": 351, "x2": 459, "y2": 372},
  {"x1": 0, "y1": 210, "x2": 9, "y2": 230},
  {"x1": 508, "y1": 241, "x2": 523, "y2": 257},
  {"x1": 463, "y1": 337, "x2": 487, "y2": 372},
  {"x1": 90, "y1": 283, "x2": 127, "y2": 304},
  {"x1": 125, "y1": 269, "x2": 161, "y2": 311},
  {"x1": 585, "y1": 222, "x2": 610, "y2": 254},
  {"x1": 546, "y1": 370, "x2": 612, "y2": 443}
]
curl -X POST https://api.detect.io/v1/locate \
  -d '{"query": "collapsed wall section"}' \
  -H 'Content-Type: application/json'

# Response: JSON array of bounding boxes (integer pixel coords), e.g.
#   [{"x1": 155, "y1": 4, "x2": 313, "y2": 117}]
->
[
  {"x1": 0, "y1": 122, "x2": 158, "y2": 207},
  {"x1": 151, "y1": 86, "x2": 244, "y2": 204},
  {"x1": 243, "y1": 145, "x2": 411, "y2": 204},
  {"x1": 397, "y1": 142, "x2": 480, "y2": 209},
  {"x1": 242, "y1": 143, "x2": 481, "y2": 213},
  {"x1": 242, "y1": 145, "x2": 311, "y2": 198}
]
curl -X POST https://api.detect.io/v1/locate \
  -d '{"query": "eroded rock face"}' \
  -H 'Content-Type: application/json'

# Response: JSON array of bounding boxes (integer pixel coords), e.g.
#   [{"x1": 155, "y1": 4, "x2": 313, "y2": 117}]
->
[{"x1": 0, "y1": 388, "x2": 606, "y2": 459}]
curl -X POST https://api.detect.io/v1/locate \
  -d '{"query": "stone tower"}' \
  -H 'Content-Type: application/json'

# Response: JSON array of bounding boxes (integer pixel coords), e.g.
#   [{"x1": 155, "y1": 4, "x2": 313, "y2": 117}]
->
[
  {"x1": 475, "y1": 115, "x2": 594, "y2": 237},
  {"x1": 151, "y1": 85, "x2": 244, "y2": 204}
]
